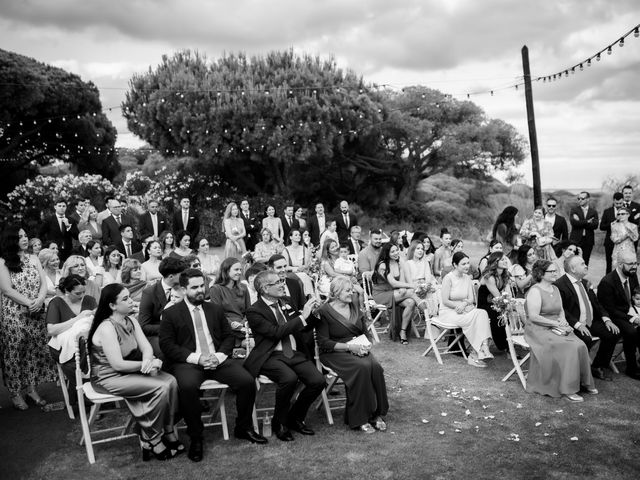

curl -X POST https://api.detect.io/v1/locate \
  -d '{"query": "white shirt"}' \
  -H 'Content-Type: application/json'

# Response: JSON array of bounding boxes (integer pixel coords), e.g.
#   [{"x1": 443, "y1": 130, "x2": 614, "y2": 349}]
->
[
  {"x1": 184, "y1": 299, "x2": 228, "y2": 365},
  {"x1": 149, "y1": 213, "x2": 159, "y2": 237},
  {"x1": 545, "y1": 213, "x2": 556, "y2": 225},
  {"x1": 316, "y1": 214, "x2": 326, "y2": 235},
  {"x1": 566, "y1": 273, "x2": 592, "y2": 327}
]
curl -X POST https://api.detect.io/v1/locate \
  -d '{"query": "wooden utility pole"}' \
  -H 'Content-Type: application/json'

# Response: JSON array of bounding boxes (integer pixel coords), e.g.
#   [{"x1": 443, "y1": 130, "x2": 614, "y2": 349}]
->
[{"x1": 521, "y1": 45, "x2": 542, "y2": 207}]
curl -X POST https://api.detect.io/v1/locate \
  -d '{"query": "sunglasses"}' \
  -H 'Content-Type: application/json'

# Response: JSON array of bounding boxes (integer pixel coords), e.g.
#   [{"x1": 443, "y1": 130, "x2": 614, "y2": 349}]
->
[
  {"x1": 577, "y1": 196, "x2": 588, "y2": 201},
  {"x1": 546, "y1": 204, "x2": 557, "y2": 208}
]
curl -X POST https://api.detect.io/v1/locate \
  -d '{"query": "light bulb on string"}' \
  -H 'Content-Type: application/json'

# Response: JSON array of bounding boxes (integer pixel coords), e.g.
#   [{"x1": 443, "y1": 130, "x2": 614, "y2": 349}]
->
[
  {"x1": 635, "y1": 27, "x2": 639, "y2": 38},
  {"x1": 607, "y1": 46, "x2": 612, "y2": 55},
  {"x1": 587, "y1": 59, "x2": 591, "y2": 67},
  {"x1": 579, "y1": 63, "x2": 583, "y2": 71},
  {"x1": 619, "y1": 37, "x2": 624, "y2": 47},
  {"x1": 596, "y1": 53, "x2": 601, "y2": 61},
  {"x1": 571, "y1": 67, "x2": 575, "y2": 74}
]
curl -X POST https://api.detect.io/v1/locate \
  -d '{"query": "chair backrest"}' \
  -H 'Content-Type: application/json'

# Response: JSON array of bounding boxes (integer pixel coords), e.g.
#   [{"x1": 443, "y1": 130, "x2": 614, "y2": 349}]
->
[
  {"x1": 361, "y1": 271, "x2": 374, "y2": 301},
  {"x1": 504, "y1": 298, "x2": 527, "y2": 336},
  {"x1": 74, "y1": 335, "x2": 91, "y2": 391}
]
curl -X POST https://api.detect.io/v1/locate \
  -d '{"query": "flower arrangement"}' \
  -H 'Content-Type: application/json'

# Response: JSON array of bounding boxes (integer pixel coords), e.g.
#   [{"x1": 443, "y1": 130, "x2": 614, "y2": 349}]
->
[
  {"x1": 491, "y1": 291, "x2": 520, "y2": 327},
  {"x1": 415, "y1": 279, "x2": 436, "y2": 299}
]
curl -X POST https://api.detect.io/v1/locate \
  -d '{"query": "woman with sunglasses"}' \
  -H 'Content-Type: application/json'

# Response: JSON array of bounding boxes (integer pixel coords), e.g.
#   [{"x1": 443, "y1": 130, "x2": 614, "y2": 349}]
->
[{"x1": 611, "y1": 207, "x2": 639, "y2": 270}]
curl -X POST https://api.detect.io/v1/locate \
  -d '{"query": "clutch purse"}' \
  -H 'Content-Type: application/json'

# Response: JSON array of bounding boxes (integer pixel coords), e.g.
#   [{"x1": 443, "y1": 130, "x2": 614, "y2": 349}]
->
[{"x1": 347, "y1": 334, "x2": 372, "y2": 347}]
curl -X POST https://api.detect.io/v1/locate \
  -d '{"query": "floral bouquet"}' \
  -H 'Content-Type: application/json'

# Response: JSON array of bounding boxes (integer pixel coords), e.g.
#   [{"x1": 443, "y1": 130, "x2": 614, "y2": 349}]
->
[
  {"x1": 491, "y1": 292, "x2": 520, "y2": 327},
  {"x1": 415, "y1": 280, "x2": 436, "y2": 299}
]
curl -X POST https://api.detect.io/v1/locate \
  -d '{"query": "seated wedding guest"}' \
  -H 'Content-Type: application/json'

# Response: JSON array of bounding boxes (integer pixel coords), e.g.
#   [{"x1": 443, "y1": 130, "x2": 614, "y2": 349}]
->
[
  {"x1": 301, "y1": 229, "x2": 313, "y2": 251},
  {"x1": 510, "y1": 245, "x2": 536, "y2": 297},
  {"x1": 196, "y1": 238, "x2": 221, "y2": 279},
  {"x1": 282, "y1": 229, "x2": 314, "y2": 295},
  {"x1": 61, "y1": 255, "x2": 101, "y2": 301},
  {"x1": 439, "y1": 252, "x2": 493, "y2": 367},
  {"x1": 433, "y1": 228, "x2": 453, "y2": 279},
  {"x1": 556, "y1": 255, "x2": 621, "y2": 381},
  {"x1": 268, "y1": 254, "x2": 306, "y2": 311},
  {"x1": 88, "y1": 284, "x2": 182, "y2": 461},
  {"x1": 78, "y1": 204, "x2": 102, "y2": 240},
  {"x1": 244, "y1": 270, "x2": 324, "y2": 442},
  {"x1": 131, "y1": 235, "x2": 155, "y2": 263},
  {"x1": 610, "y1": 207, "x2": 639, "y2": 270},
  {"x1": 141, "y1": 240, "x2": 163, "y2": 283},
  {"x1": 422, "y1": 234, "x2": 436, "y2": 267},
  {"x1": 389, "y1": 230, "x2": 408, "y2": 253},
  {"x1": 159, "y1": 230, "x2": 175, "y2": 258},
  {"x1": 209, "y1": 257, "x2": 251, "y2": 348},
  {"x1": 169, "y1": 230, "x2": 193, "y2": 259},
  {"x1": 38, "y1": 248, "x2": 61, "y2": 304},
  {"x1": 317, "y1": 277, "x2": 389, "y2": 433},
  {"x1": 403, "y1": 240, "x2": 438, "y2": 317},
  {"x1": 262, "y1": 205, "x2": 284, "y2": 244},
  {"x1": 46, "y1": 274, "x2": 96, "y2": 396},
  {"x1": 476, "y1": 252, "x2": 511, "y2": 352},
  {"x1": 520, "y1": 206, "x2": 557, "y2": 261},
  {"x1": 597, "y1": 250, "x2": 640, "y2": 380},
  {"x1": 223, "y1": 202, "x2": 247, "y2": 259},
  {"x1": 160, "y1": 269, "x2": 266, "y2": 461},
  {"x1": 28, "y1": 238, "x2": 43, "y2": 256},
  {"x1": 47, "y1": 242, "x2": 59, "y2": 255},
  {"x1": 254, "y1": 228, "x2": 281, "y2": 264},
  {"x1": 0, "y1": 226, "x2": 56, "y2": 410},
  {"x1": 319, "y1": 220, "x2": 339, "y2": 248},
  {"x1": 139, "y1": 257, "x2": 185, "y2": 357},
  {"x1": 84, "y1": 240, "x2": 105, "y2": 285},
  {"x1": 476, "y1": 240, "x2": 504, "y2": 278},
  {"x1": 524, "y1": 260, "x2": 596, "y2": 401},
  {"x1": 243, "y1": 263, "x2": 267, "y2": 304},
  {"x1": 357, "y1": 228, "x2": 384, "y2": 275},
  {"x1": 72, "y1": 229, "x2": 93, "y2": 257},
  {"x1": 492, "y1": 206, "x2": 520, "y2": 257},
  {"x1": 371, "y1": 243, "x2": 419, "y2": 345},
  {"x1": 334, "y1": 244, "x2": 365, "y2": 300},
  {"x1": 121, "y1": 258, "x2": 147, "y2": 303},
  {"x1": 552, "y1": 241, "x2": 581, "y2": 276},
  {"x1": 347, "y1": 225, "x2": 364, "y2": 256},
  {"x1": 102, "y1": 245, "x2": 123, "y2": 286},
  {"x1": 317, "y1": 238, "x2": 341, "y2": 297}
]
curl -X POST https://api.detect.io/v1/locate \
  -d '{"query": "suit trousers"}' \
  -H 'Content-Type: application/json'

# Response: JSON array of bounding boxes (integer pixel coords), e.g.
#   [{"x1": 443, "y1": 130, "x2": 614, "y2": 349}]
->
[
  {"x1": 580, "y1": 240, "x2": 594, "y2": 266},
  {"x1": 259, "y1": 351, "x2": 325, "y2": 428},
  {"x1": 170, "y1": 359, "x2": 256, "y2": 438},
  {"x1": 610, "y1": 319, "x2": 640, "y2": 374},
  {"x1": 604, "y1": 243, "x2": 614, "y2": 274},
  {"x1": 572, "y1": 321, "x2": 620, "y2": 369}
]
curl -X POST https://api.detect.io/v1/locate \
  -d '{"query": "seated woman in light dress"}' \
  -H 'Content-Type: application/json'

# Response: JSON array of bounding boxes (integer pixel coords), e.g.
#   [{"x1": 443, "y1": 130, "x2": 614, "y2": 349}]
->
[
  {"x1": 61, "y1": 255, "x2": 101, "y2": 301},
  {"x1": 141, "y1": 240, "x2": 163, "y2": 283},
  {"x1": 403, "y1": 240, "x2": 438, "y2": 317},
  {"x1": 102, "y1": 246, "x2": 123, "y2": 286},
  {"x1": 253, "y1": 228, "x2": 282, "y2": 264},
  {"x1": 38, "y1": 248, "x2": 62, "y2": 306},
  {"x1": 196, "y1": 238, "x2": 221, "y2": 279}
]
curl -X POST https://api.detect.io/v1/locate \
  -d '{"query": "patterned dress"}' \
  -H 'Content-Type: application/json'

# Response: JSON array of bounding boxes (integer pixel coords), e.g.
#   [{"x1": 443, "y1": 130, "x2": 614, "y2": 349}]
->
[{"x1": 0, "y1": 255, "x2": 57, "y2": 395}]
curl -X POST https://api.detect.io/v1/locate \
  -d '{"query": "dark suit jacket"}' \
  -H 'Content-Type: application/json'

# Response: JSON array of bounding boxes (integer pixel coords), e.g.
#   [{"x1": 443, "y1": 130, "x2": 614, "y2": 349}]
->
[
  {"x1": 172, "y1": 209, "x2": 200, "y2": 240},
  {"x1": 71, "y1": 244, "x2": 90, "y2": 258},
  {"x1": 307, "y1": 214, "x2": 326, "y2": 247},
  {"x1": 139, "y1": 212, "x2": 168, "y2": 239},
  {"x1": 569, "y1": 206, "x2": 599, "y2": 246},
  {"x1": 115, "y1": 240, "x2": 143, "y2": 259},
  {"x1": 139, "y1": 281, "x2": 169, "y2": 337},
  {"x1": 240, "y1": 211, "x2": 260, "y2": 245},
  {"x1": 39, "y1": 215, "x2": 78, "y2": 261},
  {"x1": 627, "y1": 201, "x2": 640, "y2": 225},
  {"x1": 599, "y1": 206, "x2": 617, "y2": 248},
  {"x1": 596, "y1": 270, "x2": 639, "y2": 323},
  {"x1": 285, "y1": 276, "x2": 305, "y2": 311},
  {"x1": 347, "y1": 237, "x2": 365, "y2": 256},
  {"x1": 281, "y1": 216, "x2": 300, "y2": 243},
  {"x1": 549, "y1": 214, "x2": 568, "y2": 243},
  {"x1": 555, "y1": 274, "x2": 605, "y2": 328},
  {"x1": 244, "y1": 297, "x2": 314, "y2": 377},
  {"x1": 101, "y1": 214, "x2": 136, "y2": 247},
  {"x1": 335, "y1": 212, "x2": 358, "y2": 243},
  {"x1": 159, "y1": 300, "x2": 235, "y2": 369}
]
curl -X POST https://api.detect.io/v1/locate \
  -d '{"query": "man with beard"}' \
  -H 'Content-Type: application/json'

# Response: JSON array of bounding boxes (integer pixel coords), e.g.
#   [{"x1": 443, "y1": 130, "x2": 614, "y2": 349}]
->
[
  {"x1": 160, "y1": 269, "x2": 266, "y2": 462},
  {"x1": 358, "y1": 228, "x2": 384, "y2": 276},
  {"x1": 335, "y1": 200, "x2": 358, "y2": 244},
  {"x1": 597, "y1": 250, "x2": 640, "y2": 380}
]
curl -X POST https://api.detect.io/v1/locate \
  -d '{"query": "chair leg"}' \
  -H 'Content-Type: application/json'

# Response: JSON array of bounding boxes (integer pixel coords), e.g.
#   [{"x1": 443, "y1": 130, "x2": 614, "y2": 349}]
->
[
  {"x1": 57, "y1": 364, "x2": 75, "y2": 420},
  {"x1": 77, "y1": 396, "x2": 96, "y2": 463},
  {"x1": 218, "y1": 391, "x2": 229, "y2": 440},
  {"x1": 368, "y1": 322, "x2": 381, "y2": 343},
  {"x1": 422, "y1": 323, "x2": 444, "y2": 364}
]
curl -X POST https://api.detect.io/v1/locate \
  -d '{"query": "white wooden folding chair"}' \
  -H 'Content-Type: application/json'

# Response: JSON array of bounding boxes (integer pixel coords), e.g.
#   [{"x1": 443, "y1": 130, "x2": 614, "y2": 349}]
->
[
  {"x1": 312, "y1": 329, "x2": 346, "y2": 424},
  {"x1": 57, "y1": 362, "x2": 75, "y2": 420},
  {"x1": 75, "y1": 336, "x2": 136, "y2": 464},
  {"x1": 196, "y1": 380, "x2": 230, "y2": 440},
  {"x1": 362, "y1": 271, "x2": 389, "y2": 343},
  {"x1": 421, "y1": 315, "x2": 467, "y2": 364},
  {"x1": 501, "y1": 299, "x2": 531, "y2": 388}
]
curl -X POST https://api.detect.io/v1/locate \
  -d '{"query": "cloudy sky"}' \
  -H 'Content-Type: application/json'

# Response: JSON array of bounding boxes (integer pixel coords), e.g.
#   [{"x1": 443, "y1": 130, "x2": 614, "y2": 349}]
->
[{"x1": 1, "y1": 0, "x2": 638, "y2": 190}]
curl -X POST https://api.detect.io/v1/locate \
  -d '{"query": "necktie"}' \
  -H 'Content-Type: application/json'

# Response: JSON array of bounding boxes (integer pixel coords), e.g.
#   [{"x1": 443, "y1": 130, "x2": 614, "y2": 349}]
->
[
  {"x1": 576, "y1": 281, "x2": 593, "y2": 327},
  {"x1": 125, "y1": 243, "x2": 132, "y2": 258},
  {"x1": 344, "y1": 214, "x2": 349, "y2": 229},
  {"x1": 115, "y1": 215, "x2": 121, "y2": 225},
  {"x1": 151, "y1": 214, "x2": 158, "y2": 236},
  {"x1": 271, "y1": 304, "x2": 294, "y2": 358},
  {"x1": 287, "y1": 216, "x2": 292, "y2": 226},
  {"x1": 624, "y1": 279, "x2": 631, "y2": 305},
  {"x1": 183, "y1": 211, "x2": 188, "y2": 229},
  {"x1": 165, "y1": 289, "x2": 171, "y2": 301},
  {"x1": 193, "y1": 307, "x2": 211, "y2": 356},
  {"x1": 58, "y1": 216, "x2": 65, "y2": 233}
]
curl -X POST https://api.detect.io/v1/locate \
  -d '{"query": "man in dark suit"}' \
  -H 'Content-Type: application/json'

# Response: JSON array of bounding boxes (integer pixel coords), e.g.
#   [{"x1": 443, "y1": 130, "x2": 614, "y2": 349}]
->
[
  {"x1": 172, "y1": 197, "x2": 200, "y2": 240},
  {"x1": 347, "y1": 225, "x2": 365, "y2": 256},
  {"x1": 600, "y1": 192, "x2": 625, "y2": 273},
  {"x1": 307, "y1": 202, "x2": 327, "y2": 248},
  {"x1": 39, "y1": 199, "x2": 78, "y2": 262},
  {"x1": 335, "y1": 200, "x2": 358, "y2": 244},
  {"x1": 281, "y1": 204, "x2": 300, "y2": 243},
  {"x1": 622, "y1": 185, "x2": 640, "y2": 226},
  {"x1": 555, "y1": 255, "x2": 620, "y2": 380},
  {"x1": 597, "y1": 249, "x2": 640, "y2": 380},
  {"x1": 139, "y1": 257, "x2": 185, "y2": 357},
  {"x1": 244, "y1": 270, "x2": 324, "y2": 442},
  {"x1": 115, "y1": 224, "x2": 142, "y2": 259},
  {"x1": 160, "y1": 269, "x2": 266, "y2": 462},
  {"x1": 569, "y1": 191, "x2": 599, "y2": 265},
  {"x1": 131, "y1": 234, "x2": 154, "y2": 263},
  {"x1": 101, "y1": 198, "x2": 136, "y2": 247},
  {"x1": 71, "y1": 229, "x2": 92, "y2": 257},
  {"x1": 139, "y1": 199, "x2": 168, "y2": 239},
  {"x1": 268, "y1": 254, "x2": 305, "y2": 310},
  {"x1": 68, "y1": 198, "x2": 87, "y2": 225},
  {"x1": 240, "y1": 200, "x2": 260, "y2": 252},
  {"x1": 544, "y1": 197, "x2": 568, "y2": 257}
]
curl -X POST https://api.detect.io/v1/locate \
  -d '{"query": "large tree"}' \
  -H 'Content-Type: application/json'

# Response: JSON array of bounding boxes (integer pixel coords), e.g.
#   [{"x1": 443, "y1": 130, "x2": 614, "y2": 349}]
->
[
  {"x1": 0, "y1": 49, "x2": 119, "y2": 194},
  {"x1": 123, "y1": 49, "x2": 383, "y2": 197}
]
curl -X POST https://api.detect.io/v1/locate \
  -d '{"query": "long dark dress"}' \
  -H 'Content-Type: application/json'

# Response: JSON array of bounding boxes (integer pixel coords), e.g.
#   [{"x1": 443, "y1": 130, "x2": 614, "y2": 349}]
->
[
  {"x1": 91, "y1": 317, "x2": 178, "y2": 439},
  {"x1": 317, "y1": 302, "x2": 389, "y2": 428},
  {"x1": 477, "y1": 281, "x2": 508, "y2": 351}
]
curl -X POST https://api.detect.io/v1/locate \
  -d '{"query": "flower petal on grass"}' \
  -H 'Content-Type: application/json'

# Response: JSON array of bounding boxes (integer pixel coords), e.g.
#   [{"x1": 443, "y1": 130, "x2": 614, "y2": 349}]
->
[
  {"x1": 421, "y1": 419, "x2": 429, "y2": 424},
  {"x1": 535, "y1": 422, "x2": 542, "y2": 427},
  {"x1": 570, "y1": 436, "x2": 578, "y2": 441}
]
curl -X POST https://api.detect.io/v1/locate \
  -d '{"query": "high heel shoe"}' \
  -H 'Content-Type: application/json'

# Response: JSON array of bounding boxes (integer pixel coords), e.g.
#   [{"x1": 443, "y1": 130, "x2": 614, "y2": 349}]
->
[
  {"x1": 11, "y1": 395, "x2": 29, "y2": 411},
  {"x1": 399, "y1": 329, "x2": 409, "y2": 345},
  {"x1": 25, "y1": 390, "x2": 47, "y2": 407},
  {"x1": 141, "y1": 436, "x2": 178, "y2": 461},
  {"x1": 162, "y1": 430, "x2": 185, "y2": 454}
]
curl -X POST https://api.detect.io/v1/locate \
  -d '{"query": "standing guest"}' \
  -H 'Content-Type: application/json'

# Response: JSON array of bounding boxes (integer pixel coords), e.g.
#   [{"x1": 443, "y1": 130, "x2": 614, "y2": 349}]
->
[
  {"x1": 196, "y1": 238, "x2": 221, "y2": 279},
  {"x1": 88, "y1": 284, "x2": 182, "y2": 461},
  {"x1": 116, "y1": 225, "x2": 142, "y2": 260},
  {"x1": 358, "y1": 228, "x2": 384, "y2": 275},
  {"x1": 476, "y1": 240, "x2": 504, "y2": 278},
  {"x1": 491, "y1": 206, "x2": 520, "y2": 257},
  {"x1": 244, "y1": 270, "x2": 324, "y2": 442},
  {"x1": 610, "y1": 207, "x2": 639, "y2": 270},
  {"x1": 283, "y1": 229, "x2": 314, "y2": 295},
  {"x1": 38, "y1": 248, "x2": 61, "y2": 304},
  {"x1": 438, "y1": 252, "x2": 493, "y2": 367},
  {"x1": 78, "y1": 204, "x2": 102, "y2": 240},
  {"x1": 476, "y1": 252, "x2": 511, "y2": 352},
  {"x1": 239, "y1": 200, "x2": 260, "y2": 252},
  {"x1": 622, "y1": 184, "x2": 640, "y2": 225},
  {"x1": 545, "y1": 197, "x2": 569, "y2": 256},
  {"x1": 169, "y1": 230, "x2": 193, "y2": 259},
  {"x1": 95, "y1": 197, "x2": 113, "y2": 226},
  {"x1": 159, "y1": 231, "x2": 175, "y2": 258},
  {"x1": 600, "y1": 192, "x2": 626, "y2": 273},
  {"x1": 317, "y1": 277, "x2": 388, "y2": 433},
  {"x1": 569, "y1": 191, "x2": 599, "y2": 265},
  {"x1": 61, "y1": 255, "x2": 101, "y2": 301},
  {"x1": 172, "y1": 197, "x2": 200, "y2": 240},
  {"x1": 552, "y1": 241, "x2": 581, "y2": 276},
  {"x1": 319, "y1": 219, "x2": 339, "y2": 248},
  {"x1": 142, "y1": 240, "x2": 164, "y2": 283},
  {"x1": 433, "y1": 228, "x2": 453, "y2": 279},
  {"x1": 139, "y1": 257, "x2": 185, "y2": 357},
  {"x1": 84, "y1": 240, "x2": 105, "y2": 284},
  {"x1": 262, "y1": 205, "x2": 284, "y2": 245},
  {"x1": 597, "y1": 250, "x2": 640, "y2": 380},
  {"x1": 307, "y1": 202, "x2": 327, "y2": 248},
  {"x1": 519, "y1": 206, "x2": 557, "y2": 261},
  {"x1": 556, "y1": 255, "x2": 621, "y2": 381},
  {"x1": 347, "y1": 225, "x2": 365, "y2": 256},
  {"x1": 72, "y1": 230, "x2": 93, "y2": 257},
  {"x1": 139, "y1": 199, "x2": 168, "y2": 240},
  {"x1": 160, "y1": 269, "x2": 266, "y2": 461},
  {"x1": 294, "y1": 206, "x2": 307, "y2": 230},
  {"x1": 68, "y1": 199, "x2": 87, "y2": 225},
  {"x1": 253, "y1": 228, "x2": 281, "y2": 264},
  {"x1": 511, "y1": 245, "x2": 537, "y2": 297},
  {"x1": 121, "y1": 258, "x2": 147, "y2": 302},
  {"x1": 39, "y1": 199, "x2": 78, "y2": 262},
  {"x1": 524, "y1": 260, "x2": 596, "y2": 402},
  {"x1": 102, "y1": 246, "x2": 123, "y2": 286},
  {"x1": 335, "y1": 200, "x2": 358, "y2": 244},
  {"x1": 281, "y1": 205, "x2": 300, "y2": 243},
  {"x1": 223, "y1": 202, "x2": 247, "y2": 259},
  {"x1": 101, "y1": 198, "x2": 135, "y2": 247},
  {"x1": 0, "y1": 226, "x2": 57, "y2": 410},
  {"x1": 28, "y1": 238, "x2": 43, "y2": 256}
]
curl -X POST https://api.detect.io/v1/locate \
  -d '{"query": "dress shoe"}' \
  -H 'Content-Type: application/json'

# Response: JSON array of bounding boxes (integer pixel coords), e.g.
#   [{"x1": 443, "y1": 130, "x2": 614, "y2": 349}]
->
[
  {"x1": 625, "y1": 371, "x2": 640, "y2": 381},
  {"x1": 563, "y1": 393, "x2": 584, "y2": 403},
  {"x1": 583, "y1": 387, "x2": 598, "y2": 395},
  {"x1": 591, "y1": 367, "x2": 613, "y2": 381},
  {"x1": 187, "y1": 437, "x2": 203, "y2": 462},
  {"x1": 234, "y1": 428, "x2": 268, "y2": 444},
  {"x1": 287, "y1": 419, "x2": 315, "y2": 435},
  {"x1": 274, "y1": 425, "x2": 294, "y2": 442}
]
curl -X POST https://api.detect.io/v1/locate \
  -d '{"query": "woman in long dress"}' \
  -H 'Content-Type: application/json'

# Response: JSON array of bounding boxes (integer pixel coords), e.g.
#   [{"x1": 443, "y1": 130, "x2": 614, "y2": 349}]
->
[
  {"x1": 317, "y1": 277, "x2": 389, "y2": 433},
  {"x1": 611, "y1": 207, "x2": 639, "y2": 270},
  {"x1": 262, "y1": 205, "x2": 283, "y2": 244},
  {"x1": 439, "y1": 252, "x2": 493, "y2": 368},
  {"x1": 519, "y1": 206, "x2": 557, "y2": 261},
  {"x1": 403, "y1": 240, "x2": 438, "y2": 317},
  {"x1": 0, "y1": 226, "x2": 57, "y2": 410},
  {"x1": 223, "y1": 202, "x2": 247, "y2": 259},
  {"x1": 476, "y1": 252, "x2": 511, "y2": 352},
  {"x1": 524, "y1": 260, "x2": 596, "y2": 402},
  {"x1": 283, "y1": 229, "x2": 314, "y2": 295},
  {"x1": 88, "y1": 283, "x2": 182, "y2": 460}
]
